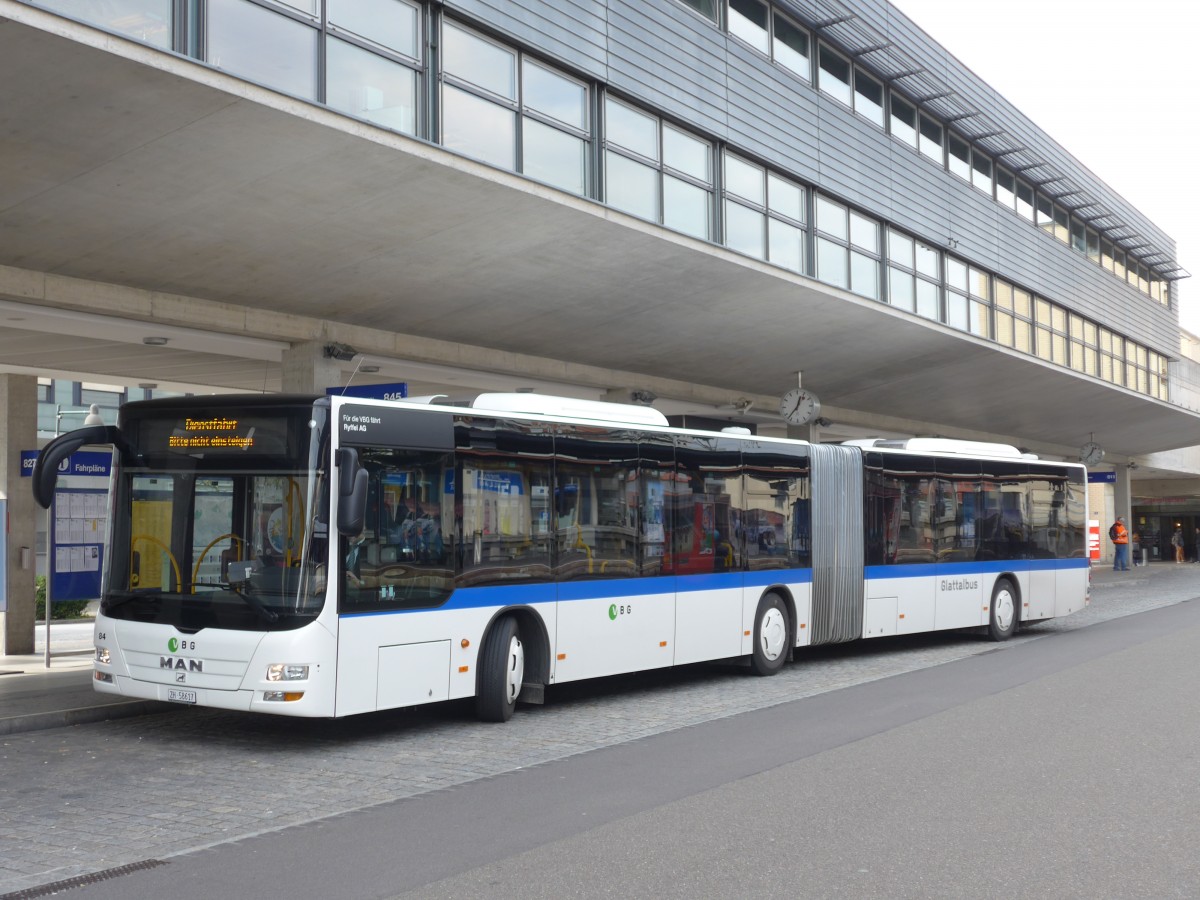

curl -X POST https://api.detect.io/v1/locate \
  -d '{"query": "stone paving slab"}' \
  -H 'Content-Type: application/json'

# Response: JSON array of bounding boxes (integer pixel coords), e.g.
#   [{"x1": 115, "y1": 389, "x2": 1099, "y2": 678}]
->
[{"x1": 0, "y1": 563, "x2": 1195, "y2": 896}]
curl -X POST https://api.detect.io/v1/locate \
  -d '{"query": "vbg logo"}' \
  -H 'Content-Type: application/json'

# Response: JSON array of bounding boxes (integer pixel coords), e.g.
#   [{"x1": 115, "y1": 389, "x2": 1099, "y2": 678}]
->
[
  {"x1": 167, "y1": 637, "x2": 178, "y2": 653},
  {"x1": 607, "y1": 604, "x2": 632, "y2": 620}
]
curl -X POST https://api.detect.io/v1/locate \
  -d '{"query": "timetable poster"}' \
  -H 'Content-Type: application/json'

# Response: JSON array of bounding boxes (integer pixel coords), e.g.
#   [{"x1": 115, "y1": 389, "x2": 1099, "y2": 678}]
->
[{"x1": 50, "y1": 488, "x2": 107, "y2": 602}]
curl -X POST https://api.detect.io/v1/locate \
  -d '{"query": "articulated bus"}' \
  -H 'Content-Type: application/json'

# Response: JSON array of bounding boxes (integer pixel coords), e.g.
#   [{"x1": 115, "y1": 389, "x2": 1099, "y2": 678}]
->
[{"x1": 33, "y1": 393, "x2": 1089, "y2": 722}]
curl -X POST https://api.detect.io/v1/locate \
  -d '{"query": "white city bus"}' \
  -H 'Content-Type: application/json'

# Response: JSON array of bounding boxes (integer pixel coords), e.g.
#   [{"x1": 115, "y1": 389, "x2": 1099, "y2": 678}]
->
[{"x1": 33, "y1": 392, "x2": 1089, "y2": 722}]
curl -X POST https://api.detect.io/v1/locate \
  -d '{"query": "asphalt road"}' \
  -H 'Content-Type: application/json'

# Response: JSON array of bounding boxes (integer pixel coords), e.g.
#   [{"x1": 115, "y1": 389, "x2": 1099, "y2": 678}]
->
[{"x1": 10, "y1": 575, "x2": 1197, "y2": 900}]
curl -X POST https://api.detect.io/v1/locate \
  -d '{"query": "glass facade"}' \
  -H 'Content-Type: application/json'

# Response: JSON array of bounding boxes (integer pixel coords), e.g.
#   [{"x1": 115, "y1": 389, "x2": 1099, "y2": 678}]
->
[{"x1": 26, "y1": 0, "x2": 1178, "y2": 403}]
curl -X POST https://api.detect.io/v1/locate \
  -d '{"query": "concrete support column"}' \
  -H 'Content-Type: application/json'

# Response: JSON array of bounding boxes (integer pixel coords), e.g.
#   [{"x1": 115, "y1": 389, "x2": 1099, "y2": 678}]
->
[
  {"x1": 1, "y1": 374, "x2": 38, "y2": 655},
  {"x1": 281, "y1": 342, "x2": 344, "y2": 394},
  {"x1": 786, "y1": 423, "x2": 821, "y2": 443},
  {"x1": 1113, "y1": 466, "x2": 1133, "y2": 527}
]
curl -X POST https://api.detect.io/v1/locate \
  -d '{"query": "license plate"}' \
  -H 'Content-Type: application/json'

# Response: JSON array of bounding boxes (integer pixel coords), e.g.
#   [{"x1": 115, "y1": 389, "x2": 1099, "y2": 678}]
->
[{"x1": 167, "y1": 688, "x2": 197, "y2": 704}]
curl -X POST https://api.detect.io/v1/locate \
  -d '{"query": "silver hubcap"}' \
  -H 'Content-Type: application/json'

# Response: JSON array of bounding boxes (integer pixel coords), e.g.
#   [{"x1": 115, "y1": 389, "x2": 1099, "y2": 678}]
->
[
  {"x1": 759, "y1": 606, "x2": 786, "y2": 661},
  {"x1": 505, "y1": 635, "x2": 525, "y2": 704},
  {"x1": 993, "y1": 588, "x2": 1015, "y2": 632}
]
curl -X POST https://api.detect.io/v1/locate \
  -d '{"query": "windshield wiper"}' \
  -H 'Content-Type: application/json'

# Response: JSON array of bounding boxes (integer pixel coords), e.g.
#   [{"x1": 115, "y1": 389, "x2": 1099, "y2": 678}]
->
[{"x1": 215, "y1": 581, "x2": 280, "y2": 623}]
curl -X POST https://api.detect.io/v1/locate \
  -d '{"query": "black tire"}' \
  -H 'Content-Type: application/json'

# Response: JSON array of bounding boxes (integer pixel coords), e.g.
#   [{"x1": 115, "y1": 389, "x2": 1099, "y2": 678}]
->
[
  {"x1": 987, "y1": 578, "x2": 1018, "y2": 642},
  {"x1": 750, "y1": 592, "x2": 790, "y2": 676},
  {"x1": 476, "y1": 615, "x2": 524, "y2": 722}
]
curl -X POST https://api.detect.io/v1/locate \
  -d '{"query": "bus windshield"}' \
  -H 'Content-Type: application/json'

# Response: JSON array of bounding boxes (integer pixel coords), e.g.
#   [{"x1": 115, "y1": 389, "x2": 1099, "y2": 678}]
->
[{"x1": 102, "y1": 399, "x2": 330, "y2": 632}]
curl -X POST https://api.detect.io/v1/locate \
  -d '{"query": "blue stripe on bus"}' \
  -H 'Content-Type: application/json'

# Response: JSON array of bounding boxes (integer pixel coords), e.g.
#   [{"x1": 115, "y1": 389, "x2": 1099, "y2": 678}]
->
[
  {"x1": 864, "y1": 557, "x2": 1090, "y2": 580},
  {"x1": 338, "y1": 558, "x2": 1084, "y2": 617},
  {"x1": 339, "y1": 568, "x2": 813, "y2": 617}
]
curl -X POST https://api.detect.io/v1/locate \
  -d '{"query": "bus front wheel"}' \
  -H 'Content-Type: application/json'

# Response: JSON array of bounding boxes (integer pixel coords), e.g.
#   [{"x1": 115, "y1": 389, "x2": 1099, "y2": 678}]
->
[
  {"x1": 987, "y1": 578, "x2": 1018, "y2": 642},
  {"x1": 476, "y1": 616, "x2": 524, "y2": 722},
  {"x1": 750, "y1": 593, "x2": 789, "y2": 676}
]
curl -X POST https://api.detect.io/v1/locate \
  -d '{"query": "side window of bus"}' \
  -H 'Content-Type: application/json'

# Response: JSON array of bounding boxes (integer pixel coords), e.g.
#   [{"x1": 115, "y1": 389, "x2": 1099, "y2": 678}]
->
[
  {"x1": 868, "y1": 454, "x2": 935, "y2": 564},
  {"x1": 1064, "y1": 469, "x2": 1086, "y2": 557},
  {"x1": 456, "y1": 418, "x2": 553, "y2": 587},
  {"x1": 554, "y1": 429, "x2": 639, "y2": 580},
  {"x1": 742, "y1": 446, "x2": 811, "y2": 569},
  {"x1": 934, "y1": 457, "x2": 981, "y2": 563},
  {"x1": 673, "y1": 437, "x2": 742, "y2": 576},
  {"x1": 978, "y1": 460, "x2": 1028, "y2": 561},
  {"x1": 1027, "y1": 464, "x2": 1067, "y2": 558},
  {"x1": 341, "y1": 447, "x2": 454, "y2": 611}
]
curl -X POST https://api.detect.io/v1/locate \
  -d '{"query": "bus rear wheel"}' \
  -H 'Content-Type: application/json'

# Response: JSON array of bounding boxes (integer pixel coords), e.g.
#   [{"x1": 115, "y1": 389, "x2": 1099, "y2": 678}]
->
[
  {"x1": 750, "y1": 593, "x2": 789, "y2": 676},
  {"x1": 987, "y1": 578, "x2": 1018, "y2": 642},
  {"x1": 476, "y1": 615, "x2": 524, "y2": 722}
]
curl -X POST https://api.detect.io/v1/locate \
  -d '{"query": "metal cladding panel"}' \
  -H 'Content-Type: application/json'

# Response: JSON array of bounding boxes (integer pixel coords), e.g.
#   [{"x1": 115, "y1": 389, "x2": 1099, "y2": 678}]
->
[
  {"x1": 448, "y1": 0, "x2": 1178, "y2": 357},
  {"x1": 606, "y1": 0, "x2": 729, "y2": 138},
  {"x1": 809, "y1": 444, "x2": 864, "y2": 646},
  {"x1": 726, "y1": 46, "x2": 820, "y2": 176}
]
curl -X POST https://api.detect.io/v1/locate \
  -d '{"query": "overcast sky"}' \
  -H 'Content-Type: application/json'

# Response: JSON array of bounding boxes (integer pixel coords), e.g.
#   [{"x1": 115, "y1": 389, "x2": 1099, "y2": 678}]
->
[{"x1": 892, "y1": 0, "x2": 1198, "y2": 334}]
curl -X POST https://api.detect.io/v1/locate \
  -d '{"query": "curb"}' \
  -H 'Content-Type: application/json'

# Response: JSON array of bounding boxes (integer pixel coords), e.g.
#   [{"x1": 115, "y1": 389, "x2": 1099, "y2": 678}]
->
[{"x1": 0, "y1": 700, "x2": 172, "y2": 736}]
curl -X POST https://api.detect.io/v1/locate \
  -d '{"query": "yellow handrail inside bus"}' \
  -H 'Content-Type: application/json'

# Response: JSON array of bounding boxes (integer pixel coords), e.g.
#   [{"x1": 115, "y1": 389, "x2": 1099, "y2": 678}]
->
[
  {"x1": 191, "y1": 533, "x2": 247, "y2": 591},
  {"x1": 574, "y1": 523, "x2": 593, "y2": 575},
  {"x1": 130, "y1": 534, "x2": 182, "y2": 591}
]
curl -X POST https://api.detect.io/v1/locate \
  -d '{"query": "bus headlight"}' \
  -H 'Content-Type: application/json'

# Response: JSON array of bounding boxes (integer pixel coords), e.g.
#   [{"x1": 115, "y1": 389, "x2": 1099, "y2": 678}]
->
[
  {"x1": 95, "y1": 647, "x2": 111, "y2": 664},
  {"x1": 266, "y1": 664, "x2": 309, "y2": 682},
  {"x1": 263, "y1": 691, "x2": 304, "y2": 702}
]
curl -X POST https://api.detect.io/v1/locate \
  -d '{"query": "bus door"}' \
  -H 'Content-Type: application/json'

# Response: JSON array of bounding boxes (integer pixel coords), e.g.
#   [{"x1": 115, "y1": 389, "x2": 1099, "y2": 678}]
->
[
  {"x1": 863, "y1": 452, "x2": 935, "y2": 637},
  {"x1": 933, "y1": 456, "x2": 983, "y2": 630},
  {"x1": 671, "y1": 436, "x2": 743, "y2": 665},
  {"x1": 1026, "y1": 462, "x2": 1065, "y2": 619},
  {"x1": 552, "y1": 428, "x2": 668, "y2": 682}
]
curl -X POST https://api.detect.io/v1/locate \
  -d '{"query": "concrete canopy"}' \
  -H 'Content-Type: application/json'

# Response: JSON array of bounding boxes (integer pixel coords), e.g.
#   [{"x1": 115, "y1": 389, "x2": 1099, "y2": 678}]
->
[{"x1": 1, "y1": 4, "x2": 1198, "y2": 459}]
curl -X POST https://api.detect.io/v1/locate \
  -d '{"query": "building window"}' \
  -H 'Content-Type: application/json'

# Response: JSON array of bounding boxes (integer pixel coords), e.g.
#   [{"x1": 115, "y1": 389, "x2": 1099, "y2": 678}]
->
[
  {"x1": 522, "y1": 60, "x2": 590, "y2": 195},
  {"x1": 1015, "y1": 179, "x2": 1035, "y2": 222},
  {"x1": 887, "y1": 229, "x2": 939, "y2": 320},
  {"x1": 848, "y1": 212, "x2": 880, "y2": 299},
  {"x1": 854, "y1": 68, "x2": 885, "y2": 128},
  {"x1": 995, "y1": 166, "x2": 1016, "y2": 210},
  {"x1": 971, "y1": 151, "x2": 992, "y2": 197},
  {"x1": 207, "y1": 0, "x2": 319, "y2": 100},
  {"x1": 723, "y1": 154, "x2": 806, "y2": 272},
  {"x1": 1035, "y1": 193, "x2": 1055, "y2": 237},
  {"x1": 40, "y1": 0, "x2": 173, "y2": 48},
  {"x1": 771, "y1": 11, "x2": 809, "y2": 79},
  {"x1": 890, "y1": 95, "x2": 917, "y2": 149},
  {"x1": 441, "y1": 24, "x2": 589, "y2": 195},
  {"x1": 441, "y1": 22, "x2": 517, "y2": 170},
  {"x1": 815, "y1": 197, "x2": 878, "y2": 298},
  {"x1": 947, "y1": 134, "x2": 970, "y2": 181},
  {"x1": 325, "y1": 0, "x2": 420, "y2": 136},
  {"x1": 678, "y1": 0, "x2": 719, "y2": 21},
  {"x1": 814, "y1": 196, "x2": 848, "y2": 289},
  {"x1": 944, "y1": 257, "x2": 971, "y2": 331},
  {"x1": 1053, "y1": 204, "x2": 1069, "y2": 243},
  {"x1": 918, "y1": 115, "x2": 943, "y2": 164},
  {"x1": 604, "y1": 97, "x2": 712, "y2": 240},
  {"x1": 817, "y1": 44, "x2": 852, "y2": 107},
  {"x1": 728, "y1": 0, "x2": 768, "y2": 54}
]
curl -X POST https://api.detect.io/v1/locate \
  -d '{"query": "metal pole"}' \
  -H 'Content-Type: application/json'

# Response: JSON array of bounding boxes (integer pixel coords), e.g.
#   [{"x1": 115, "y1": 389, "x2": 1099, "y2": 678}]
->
[{"x1": 44, "y1": 505, "x2": 52, "y2": 668}]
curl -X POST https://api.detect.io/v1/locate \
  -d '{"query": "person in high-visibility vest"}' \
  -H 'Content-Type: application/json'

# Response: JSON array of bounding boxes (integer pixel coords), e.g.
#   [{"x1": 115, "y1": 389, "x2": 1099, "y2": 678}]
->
[{"x1": 1110, "y1": 516, "x2": 1130, "y2": 571}]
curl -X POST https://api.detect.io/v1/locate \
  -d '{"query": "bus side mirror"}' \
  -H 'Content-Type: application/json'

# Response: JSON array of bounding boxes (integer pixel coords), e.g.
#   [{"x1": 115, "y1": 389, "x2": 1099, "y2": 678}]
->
[
  {"x1": 336, "y1": 448, "x2": 368, "y2": 536},
  {"x1": 32, "y1": 424, "x2": 129, "y2": 509}
]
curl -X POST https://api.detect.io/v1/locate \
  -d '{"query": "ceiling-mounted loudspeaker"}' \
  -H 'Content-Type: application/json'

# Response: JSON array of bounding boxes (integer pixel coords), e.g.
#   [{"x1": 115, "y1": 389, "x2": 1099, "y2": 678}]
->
[{"x1": 324, "y1": 342, "x2": 358, "y2": 361}]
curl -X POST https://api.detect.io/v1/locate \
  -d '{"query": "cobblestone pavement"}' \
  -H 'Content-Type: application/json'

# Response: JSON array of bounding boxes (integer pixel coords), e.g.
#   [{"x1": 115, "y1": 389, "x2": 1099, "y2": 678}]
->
[{"x1": 1, "y1": 564, "x2": 1195, "y2": 895}]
